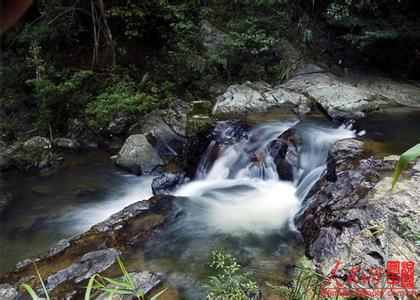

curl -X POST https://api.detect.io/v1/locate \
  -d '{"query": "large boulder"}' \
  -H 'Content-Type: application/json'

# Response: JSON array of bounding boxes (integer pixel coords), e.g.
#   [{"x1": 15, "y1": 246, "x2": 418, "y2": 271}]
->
[
  {"x1": 116, "y1": 134, "x2": 163, "y2": 175},
  {"x1": 280, "y1": 66, "x2": 420, "y2": 119},
  {"x1": 295, "y1": 140, "x2": 420, "y2": 284},
  {"x1": 130, "y1": 113, "x2": 185, "y2": 158},
  {"x1": 0, "y1": 137, "x2": 57, "y2": 173},
  {"x1": 212, "y1": 81, "x2": 307, "y2": 116},
  {"x1": 281, "y1": 72, "x2": 383, "y2": 119}
]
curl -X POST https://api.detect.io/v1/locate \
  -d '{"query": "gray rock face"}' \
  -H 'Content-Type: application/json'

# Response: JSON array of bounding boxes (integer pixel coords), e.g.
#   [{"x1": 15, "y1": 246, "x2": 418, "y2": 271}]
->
[
  {"x1": 281, "y1": 69, "x2": 420, "y2": 119},
  {"x1": 105, "y1": 115, "x2": 136, "y2": 136},
  {"x1": 53, "y1": 138, "x2": 80, "y2": 150},
  {"x1": 212, "y1": 81, "x2": 307, "y2": 116},
  {"x1": 152, "y1": 172, "x2": 188, "y2": 195},
  {"x1": 0, "y1": 283, "x2": 19, "y2": 300},
  {"x1": 95, "y1": 271, "x2": 162, "y2": 300},
  {"x1": 295, "y1": 140, "x2": 420, "y2": 284},
  {"x1": 161, "y1": 99, "x2": 188, "y2": 137},
  {"x1": 213, "y1": 65, "x2": 420, "y2": 119},
  {"x1": 131, "y1": 113, "x2": 185, "y2": 157},
  {"x1": 269, "y1": 129, "x2": 300, "y2": 181},
  {"x1": 46, "y1": 248, "x2": 119, "y2": 291},
  {"x1": 282, "y1": 73, "x2": 381, "y2": 119},
  {"x1": 200, "y1": 20, "x2": 229, "y2": 53},
  {"x1": 22, "y1": 136, "x2": 51, "y2": 151},
  {"x1": 116, "y1": 134, "x2": 163, "y2": 175}
]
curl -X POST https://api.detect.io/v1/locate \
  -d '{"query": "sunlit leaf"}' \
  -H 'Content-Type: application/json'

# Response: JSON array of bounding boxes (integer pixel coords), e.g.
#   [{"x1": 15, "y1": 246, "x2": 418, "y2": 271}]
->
[
  {"x1": 391, "y1": 143, "x2": 420, "y2": 189},
  {"x1": 20, "y1": 283, "x2": 41, "y2": 300}
]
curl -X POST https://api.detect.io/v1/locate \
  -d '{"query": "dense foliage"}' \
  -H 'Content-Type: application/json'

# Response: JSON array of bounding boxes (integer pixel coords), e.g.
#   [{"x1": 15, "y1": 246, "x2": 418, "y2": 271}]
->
[{"x1": 1, "y1": 0, "x2": 419, "y2": 140}]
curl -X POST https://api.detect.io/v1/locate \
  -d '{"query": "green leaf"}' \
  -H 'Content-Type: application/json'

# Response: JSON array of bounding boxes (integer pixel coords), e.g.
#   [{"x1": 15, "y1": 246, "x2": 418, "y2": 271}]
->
[
  {"x1": 102, "y1": 276, "x2": 132, "y2": 289},
  {"x1": 151, "y1": 288, "x2": 167, "y2": 300},
  {"x1": 85, "y1": 274, "x2": 101, "y2": 300},
  {"x1": 98, "y1": 287, "x2": 134, "y2": 295},
  {"x1": 392, "y1": 143, "x2": 420, "y2": 189},
  {"x1": 20, "y1": 283, "x2": 40, "y2": 300},
  {"x1": 116, "y1": 256, "x2": 135, "y2": 289},
  {"x1": 33, "y1": 263, "x2": 50, "y2": 300}
]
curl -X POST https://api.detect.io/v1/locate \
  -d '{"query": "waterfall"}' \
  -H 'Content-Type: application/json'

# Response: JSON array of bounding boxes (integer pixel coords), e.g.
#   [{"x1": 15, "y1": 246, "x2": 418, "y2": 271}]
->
[{"x1": 175, "y1": 119, "x2": 356, "y2": 235}]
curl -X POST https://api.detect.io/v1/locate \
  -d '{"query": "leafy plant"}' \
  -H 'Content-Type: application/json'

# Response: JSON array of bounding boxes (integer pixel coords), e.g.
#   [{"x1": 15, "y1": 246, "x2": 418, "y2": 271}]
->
[
  {"x1": 20, "y1": 257, "x2": 166, "y2": 300},
  {"x1": 266, "y1": 256, "x2": 325, "y2": 300},
  {"x1": 206, "y1": 250, "x2": 259, "y2": 299},
  {"x1": 85, "y1": 74, "x2": 173, "y2": 126},
  {"x1": 26, "y1": 64, "x2": 93, "y2": 133},
  {"x1": 399, "y1": 218, "x2": 420, "y2": 247},
  {"x1": 391, "y1": 143, "x2": 420, "y2": 189},
  {"x1": 86, "y1": 256, "x2": 145, "y2": 299},
  {"x1": 20, "y1": 262, "x2": 50, "y2": 300}
]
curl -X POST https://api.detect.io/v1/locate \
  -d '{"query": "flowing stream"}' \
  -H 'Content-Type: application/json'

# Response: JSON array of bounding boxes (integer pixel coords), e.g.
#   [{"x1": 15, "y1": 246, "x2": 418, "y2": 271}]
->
[
  {"x1": 1, "y1": 111, "x2": 419, "y2": 297},
  {"x1": 138, "y1": 117, "x2": 358, "y2": 298}
]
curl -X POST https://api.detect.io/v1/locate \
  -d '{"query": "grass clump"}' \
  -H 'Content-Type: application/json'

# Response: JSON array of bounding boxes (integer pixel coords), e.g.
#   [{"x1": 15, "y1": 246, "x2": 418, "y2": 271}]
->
[{"x1": 206, "y1": 250, "x2": 259, "y2": 300}]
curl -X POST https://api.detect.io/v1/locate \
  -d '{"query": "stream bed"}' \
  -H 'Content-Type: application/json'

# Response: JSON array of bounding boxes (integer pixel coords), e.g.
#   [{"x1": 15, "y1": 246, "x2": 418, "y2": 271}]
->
[{"x1": 1, "y1": 110, "x2": 419, "y2": 298}]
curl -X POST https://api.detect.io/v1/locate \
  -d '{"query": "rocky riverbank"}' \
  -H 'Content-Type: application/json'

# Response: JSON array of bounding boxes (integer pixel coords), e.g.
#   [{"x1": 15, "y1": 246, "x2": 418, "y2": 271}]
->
[
  {"x1": 0, "y1": 195, "x2": 176, "y2": 298},
  {"x1": 295, "y1": 139, "x2": 420, "y2": 284},
  {"x1": 1, "y1": 62, "x2": 420, "y2": 298}
]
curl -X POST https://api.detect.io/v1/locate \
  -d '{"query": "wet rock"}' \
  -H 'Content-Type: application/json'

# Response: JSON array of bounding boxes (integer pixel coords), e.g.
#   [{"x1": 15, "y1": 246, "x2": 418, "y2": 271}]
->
[
  {"x1": 251, "y1": 150, "x2": 267, "y2": 165},
  {"x1": 152, "y1": 172, "x2": 189, "y2": 196},
  {"x1": 95, "y1": 271, "x2": 162, "y2": 300},
  {"x1": 295, "y1": 139, "x2": 420, "y2": 283},
  {"x1": 269, "y1": 129, "x2": 300, "y2": 181},
  {"x1": 183, "y1": 102, "x2": 215, "y2": 178},
  {"x1": 0, "y1": 140, "x2": 57, "y2": 173},
  {"x1": 161, "y1": 99, "x2": 188, "y2": 137},
  {"x1": 212, "y1": 81, "x2": 307, "y2": 117},
  {"x1": 1, "y1": 195, "x2": 176, "y2": 297},
  {"x1": 0, "y1": 283, "x2": 18, "y2": 300},
  {"x1": 116, "y1": 134, "x2": 163, "y2": 175},
  {"x1": 47, "y1": 239, "x2": 70, "y2": 257},
  {"x1": 0, "y1": 192, "x2": 13, "y2": 214},
  {"x1": 53, "y1": 138, "x2": 80, "y2": 150},
  {"x1": 22, "y1": 136, "x2": 51, "y2": 151},
  {"x1": 46, "y1": 248, "x2": 119, "y2": 291}
]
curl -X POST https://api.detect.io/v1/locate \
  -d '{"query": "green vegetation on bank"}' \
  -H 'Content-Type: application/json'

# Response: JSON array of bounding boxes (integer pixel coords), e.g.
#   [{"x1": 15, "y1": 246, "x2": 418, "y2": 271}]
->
[
  {"x1": 21, "y1": 256, "x2": 167, "y2": 299},
  {"x1": 1, "y1": 0, "x2": 419, "y2": 141}
]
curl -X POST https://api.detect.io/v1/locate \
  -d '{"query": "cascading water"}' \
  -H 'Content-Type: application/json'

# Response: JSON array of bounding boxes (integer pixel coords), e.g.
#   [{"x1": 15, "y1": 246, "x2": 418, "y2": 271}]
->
[
  {"x1": 174, "y1": 118, "x2": 356, "y2": 234},
  {"x1": 144, "y1": 118, "x2": 359, "y2": 297}
]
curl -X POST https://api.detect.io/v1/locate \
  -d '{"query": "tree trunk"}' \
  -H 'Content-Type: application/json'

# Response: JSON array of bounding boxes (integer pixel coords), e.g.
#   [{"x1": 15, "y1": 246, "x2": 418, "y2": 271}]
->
[{"x1": 96, "y1": 0, "x2": 116, "y2": 67}]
